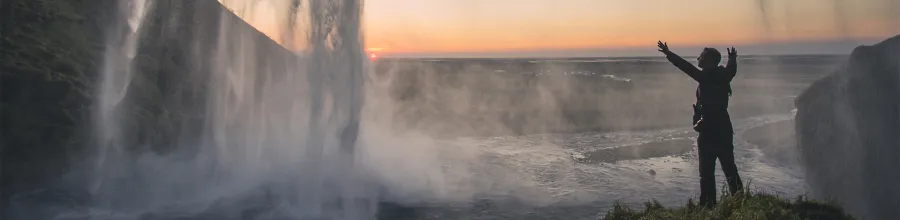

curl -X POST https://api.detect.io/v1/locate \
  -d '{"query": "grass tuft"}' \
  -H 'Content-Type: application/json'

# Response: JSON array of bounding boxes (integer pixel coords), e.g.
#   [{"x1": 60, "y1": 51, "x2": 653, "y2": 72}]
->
[{"x1": 603, "y1": 187, "x2": 854, "y2": 220}]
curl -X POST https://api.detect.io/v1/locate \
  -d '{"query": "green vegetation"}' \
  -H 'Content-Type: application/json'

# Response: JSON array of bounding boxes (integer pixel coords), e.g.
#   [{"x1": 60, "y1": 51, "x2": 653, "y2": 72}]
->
[{"x1": 603, "y1": 189, "x2": 854, "y2": 220}]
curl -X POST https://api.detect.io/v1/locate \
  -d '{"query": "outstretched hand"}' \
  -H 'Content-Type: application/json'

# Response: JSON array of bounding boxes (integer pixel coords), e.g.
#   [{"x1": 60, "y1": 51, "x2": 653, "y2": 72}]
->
[
  {"x1": 727, "y1": 47, "x2": 737, "y2": 58},
  {"x1": 657, "y1": 41, "x2": 670, "y2": 53}
]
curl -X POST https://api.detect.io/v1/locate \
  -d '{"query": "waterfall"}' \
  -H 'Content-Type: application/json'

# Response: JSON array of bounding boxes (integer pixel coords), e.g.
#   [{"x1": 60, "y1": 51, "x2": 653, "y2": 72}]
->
[{"x1": 89, "y1": 0, "x2": 373, "y2": 218}]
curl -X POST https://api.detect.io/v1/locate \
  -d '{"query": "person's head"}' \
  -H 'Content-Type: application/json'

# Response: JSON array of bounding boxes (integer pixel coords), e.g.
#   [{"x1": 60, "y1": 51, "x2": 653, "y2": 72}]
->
[{"x1": 697, "y1": 47, "x2": 722, "y2": 69}]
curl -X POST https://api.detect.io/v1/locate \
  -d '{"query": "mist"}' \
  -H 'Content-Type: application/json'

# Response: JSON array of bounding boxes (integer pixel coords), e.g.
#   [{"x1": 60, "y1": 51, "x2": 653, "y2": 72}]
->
[
  {"x1": 359, "y1": 0, "x2": 900, "y2": 218},
  {"x1": 5, "y1": 0, "x2": 899, "y2": 219},
  {"x1": 84, "y1": 0, "x2": 895, "y2": 217},
  {"x1": 756, "y1": 1, "x2": 900, "y2": 219}
]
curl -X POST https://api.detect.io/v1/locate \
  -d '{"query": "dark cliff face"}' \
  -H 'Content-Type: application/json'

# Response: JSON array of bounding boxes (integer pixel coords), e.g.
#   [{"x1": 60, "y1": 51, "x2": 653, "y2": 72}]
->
[
  {"x1": 1, "y1": 0, "x2": 295, "y2": 211},
  {"x1": 795, "y1": 35, "x2": 900, "y2": 220},
  {"x1": 1, "y1": 0, "x2": 114, "y2": 207}
]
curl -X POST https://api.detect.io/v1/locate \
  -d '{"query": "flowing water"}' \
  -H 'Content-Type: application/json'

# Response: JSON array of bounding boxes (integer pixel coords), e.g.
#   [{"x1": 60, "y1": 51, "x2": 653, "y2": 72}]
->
[
  {"x1": 92, "y1": 0, "x2": 154, "y2": 196},
  {"x1": 84, "y1": 0, "x2": 373, "y2": 219},
  {"x1": 11, "y1": 0, "x2": 891, "y2": 219}
]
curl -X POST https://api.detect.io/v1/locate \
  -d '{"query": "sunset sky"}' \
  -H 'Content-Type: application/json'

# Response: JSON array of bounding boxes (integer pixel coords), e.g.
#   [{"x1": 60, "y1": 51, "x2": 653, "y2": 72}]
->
[{"x1": 219, "y1": 0, "x2": 900, "y2": 57}]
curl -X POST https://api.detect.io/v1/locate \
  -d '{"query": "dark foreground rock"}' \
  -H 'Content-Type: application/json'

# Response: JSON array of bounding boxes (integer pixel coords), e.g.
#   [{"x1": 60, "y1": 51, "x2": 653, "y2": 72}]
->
[{"x1": 795, "y1": 34, "x2": 900, "y2": 220}]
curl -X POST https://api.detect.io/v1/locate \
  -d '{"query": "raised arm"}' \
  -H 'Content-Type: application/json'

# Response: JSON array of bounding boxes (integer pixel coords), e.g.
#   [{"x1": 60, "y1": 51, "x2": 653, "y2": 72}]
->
[
  {"x1": 658, "y1": 41, "x2": 702, "y2": 81},
  {"x1": 725, "y1": 47, "x2": 738, "y2": 79}
]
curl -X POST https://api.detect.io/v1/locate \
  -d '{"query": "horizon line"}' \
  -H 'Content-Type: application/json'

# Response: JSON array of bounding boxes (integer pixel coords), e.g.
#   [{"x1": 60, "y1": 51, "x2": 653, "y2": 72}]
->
[
  {"x1": 365, "y1": 36, "x2": 893, "y2": 59},
  {"x1": 373, "y1": 53, "x2": 851, "y2": 60}
]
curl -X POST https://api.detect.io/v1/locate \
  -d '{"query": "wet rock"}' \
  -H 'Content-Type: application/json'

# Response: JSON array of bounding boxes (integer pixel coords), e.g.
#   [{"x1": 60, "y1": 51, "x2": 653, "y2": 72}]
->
[
  {"x1": 795, "y1": 34, "x2": 900, "y2": 220},
  {"x1": 1, "y1": 0, "x2": 295, "y2": 214}
]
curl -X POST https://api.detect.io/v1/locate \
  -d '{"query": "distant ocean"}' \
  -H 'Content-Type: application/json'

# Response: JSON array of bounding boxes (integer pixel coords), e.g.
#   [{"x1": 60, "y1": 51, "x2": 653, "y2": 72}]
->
[{"x1": 358, "y1": 54, "x2": 836, "y2": 219}]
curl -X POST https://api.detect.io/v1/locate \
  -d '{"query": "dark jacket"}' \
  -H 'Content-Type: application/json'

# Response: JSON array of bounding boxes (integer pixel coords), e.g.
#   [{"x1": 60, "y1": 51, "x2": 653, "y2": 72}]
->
[{"x1": 663, "y1": 52, "x2": 737, "y2": 134}]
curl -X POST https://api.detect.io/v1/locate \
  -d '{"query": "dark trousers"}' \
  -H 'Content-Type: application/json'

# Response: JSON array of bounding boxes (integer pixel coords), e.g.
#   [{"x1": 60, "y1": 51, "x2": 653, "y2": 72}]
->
[{"x1": 697, "y1": 132, "x2": 743, "y2": 207}]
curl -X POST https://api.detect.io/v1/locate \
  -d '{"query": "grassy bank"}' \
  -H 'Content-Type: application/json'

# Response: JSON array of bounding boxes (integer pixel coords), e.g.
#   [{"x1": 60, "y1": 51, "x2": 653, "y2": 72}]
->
[{"x1": 603, "y1": 190, "x2": 854, "y2": 220}]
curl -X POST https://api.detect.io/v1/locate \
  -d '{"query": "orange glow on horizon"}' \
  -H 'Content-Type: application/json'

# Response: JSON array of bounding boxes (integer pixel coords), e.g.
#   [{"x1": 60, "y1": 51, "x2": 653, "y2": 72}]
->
[{"x1": 220, "y1": 0, "x2": 900, "y2": 55}]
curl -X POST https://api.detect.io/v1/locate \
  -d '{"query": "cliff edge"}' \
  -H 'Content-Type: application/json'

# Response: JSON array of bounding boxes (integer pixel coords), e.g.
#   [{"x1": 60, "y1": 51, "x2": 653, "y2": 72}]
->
[{"x1": 795, "y1": 34, "x2": 900, "y2": 220}]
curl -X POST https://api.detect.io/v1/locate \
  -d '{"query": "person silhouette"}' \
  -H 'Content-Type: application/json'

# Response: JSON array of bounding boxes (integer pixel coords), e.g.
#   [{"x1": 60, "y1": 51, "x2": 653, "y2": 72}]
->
[{"x1": 657, "y1": 41, "x2": 744, "y2": 207}]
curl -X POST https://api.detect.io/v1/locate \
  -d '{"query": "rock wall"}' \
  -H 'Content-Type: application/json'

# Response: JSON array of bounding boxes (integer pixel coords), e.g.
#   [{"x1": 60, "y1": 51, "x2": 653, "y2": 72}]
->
[
  {"x1": 0, "y1": 0, "x2": 294, "y2": 211},
  {"x1": 795, "y1": 35, "x2": 900, "y2": 220},
  {"x1": 2, "y1": 0, "x2": 112, "y2": 207}
]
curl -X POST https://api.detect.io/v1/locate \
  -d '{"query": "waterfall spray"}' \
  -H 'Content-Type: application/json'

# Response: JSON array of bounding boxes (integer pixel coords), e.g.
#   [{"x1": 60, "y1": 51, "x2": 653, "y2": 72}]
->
[
  {"x1": 88, "y1": 0, "x2": 373, "y2": 218},
  {"x1": 93, "y1": 0, "x2": 154, "y2": 197}
]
